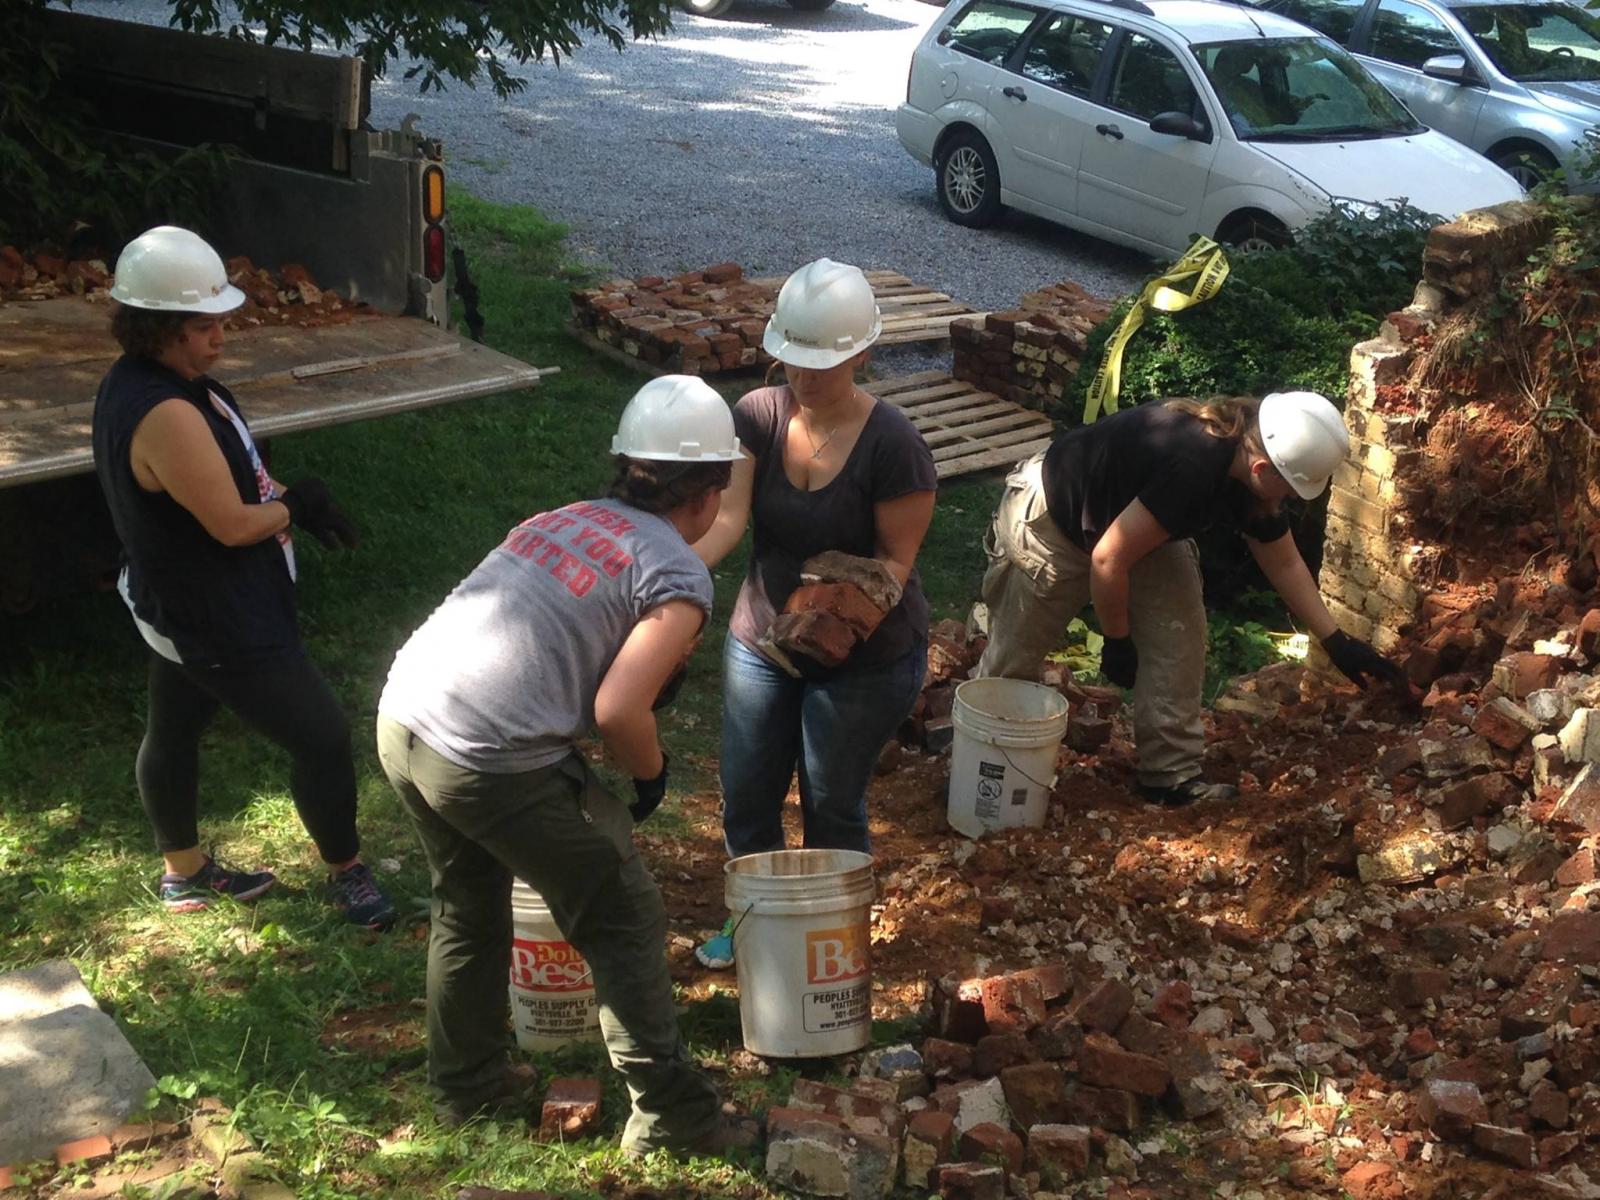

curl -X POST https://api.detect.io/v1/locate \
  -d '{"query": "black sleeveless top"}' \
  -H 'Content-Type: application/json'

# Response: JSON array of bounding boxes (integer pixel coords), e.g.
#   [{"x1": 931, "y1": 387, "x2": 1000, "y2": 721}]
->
[{"x1": 92, "y1": 355, "x2": 299, "y2": 669}]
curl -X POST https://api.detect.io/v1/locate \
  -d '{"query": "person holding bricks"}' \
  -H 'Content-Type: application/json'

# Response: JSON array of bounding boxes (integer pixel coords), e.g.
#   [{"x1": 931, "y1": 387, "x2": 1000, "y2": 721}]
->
[
  {"x1": 975, "y1": 391, "x2": 1403, "y2": 806},
  {"x1": 376, "y1": 376, "x2": 736, "y2": 1148},
  {"x1": 690, "y1": 258, "x2": 937, "y2": 968}
]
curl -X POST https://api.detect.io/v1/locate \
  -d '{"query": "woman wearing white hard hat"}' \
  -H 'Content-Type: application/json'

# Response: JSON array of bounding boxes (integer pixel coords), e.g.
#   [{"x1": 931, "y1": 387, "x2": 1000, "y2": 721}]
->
[
  {"x1": 91, "y1": 225, "x2": 394, "y2": 928},
  {"x1": 691, "y1": 258, "x2": 937, "y2": 968},
  {"x1": 976, "y1": 391, "x2": 1402, "y2": 806},
  {"x1": 376, "y1": 376, "x2": 738, "y2": 1146}
]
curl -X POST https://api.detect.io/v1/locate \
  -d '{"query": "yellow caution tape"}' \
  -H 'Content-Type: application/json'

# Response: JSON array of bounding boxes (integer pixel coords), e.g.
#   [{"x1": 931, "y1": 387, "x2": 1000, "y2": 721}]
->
[{"x1": 1083, "y1": 237, "x2": 1231, "y2": 424}]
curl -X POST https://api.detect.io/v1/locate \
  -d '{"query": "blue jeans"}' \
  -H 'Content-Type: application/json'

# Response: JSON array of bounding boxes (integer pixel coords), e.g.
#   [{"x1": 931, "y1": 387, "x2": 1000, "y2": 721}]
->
[{"x1": 719, "y1": 634, "x2": 927, "y2": 857}]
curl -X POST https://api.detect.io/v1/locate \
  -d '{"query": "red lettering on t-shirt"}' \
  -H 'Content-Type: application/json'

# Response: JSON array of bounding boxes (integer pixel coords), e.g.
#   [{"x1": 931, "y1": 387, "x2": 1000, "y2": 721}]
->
[{"x1": 569, "y1": 565, "x2": 597, "y2": 597}]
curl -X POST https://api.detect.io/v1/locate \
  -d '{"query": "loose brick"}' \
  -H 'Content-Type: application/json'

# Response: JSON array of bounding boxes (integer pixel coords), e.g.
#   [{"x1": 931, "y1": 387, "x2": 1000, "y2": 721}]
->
[
  {"x1": 1150, "y1": 980, "x2": 1193, "y2": 1030},
  {"x1": 1069, "y1": 979, "x2": 1134, "y2": 1033},
  {"x1": 1554, "y1": 764, "x2": 1600, "y2": 833},
  {"x1": 768, "y1": 609, "x2": 857, "y2": 669},
  {"x1": 1029, "y1": 1010, "x2": 1084, "y2": 1061},
  {"x1": 55, "y1": 1135, "x2": 114, "y2": 1167},
  {"x1": 1430, "y1": 772, "x2": 1520, "y2": 830},
  {"x1": 1063, "y1": 1083, "x2": 1139, "y2": 1133},
  {"x1": 800, "y1": 552, "x2": 903, "y2": 614},
  {"x1": 924, "y1": 1036, "x2": 977, "y2": 1078},
  {"x1": 1529, "y1": 1081, "x2": 1570, "y2": 1129},
  {"x1": 933, "y1": 1162, "x2": 1005, "y2": 1200},
  {"x1": 1493, "y1": 652, "x2": 1563, "y2": 700},
  {"x1": 1473, "y1": 697, "x2": 1541, "y2": 750},
  {"x1": 974, "y1": 1032, "x2": 1035, "y2": 1077},
  {"x1": 1472, "y1": 1123, "x2": 1535, "y2": 1169},
  {"x1": 1540, "y1": 911, "x2": 1600, "y2": 965},
  {"x1": 1393, "y1": 966, "x2": 1452, "y2": 1007},
  {"x1": 980, "y1": 972, "x2": 1046, "y2": 1033},
  {"x1": 1025, "y1": 1123, "x2": 1091, "y2": 1176},
  {"x1": 1416, "y1": 1079, "x2": 1487, "y2": 1141},
  {"x1": 956, "y1": 1123, "x2": 1023, "y2": 1174},
  {"x1": 929, "y1": 1077, "x2": 1009, "y2": 1136},
  {"x1": 765, "y1": 1106, "x2": 896, "y2": 1200},
  {"x1": 903, "y1": 1111, "x2": 955, "y2": 1188},
  {"x1": 999, "y1": 1062, "x2": 1069, "y2": 1128},
  {"x1": 789, "y1": 1079, "x2": 905, "y2": 1140},
  {"x1": 1080, "y1": 1032, "x2": 1171, "y2": 1097},
  {"x1": 540, "y1": 1078, "x2": 603, "y2": 1141},
  {"x1": 1555, "y1": 847, "x2": 1598, "y2": 886},
  {"x1": 785, "y1": 582, "x2": 889, "y2": 641}
]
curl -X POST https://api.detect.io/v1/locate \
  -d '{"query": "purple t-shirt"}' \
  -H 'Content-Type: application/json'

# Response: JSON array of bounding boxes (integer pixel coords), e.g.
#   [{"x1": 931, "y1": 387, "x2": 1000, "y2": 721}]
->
[{"x1": 729, "y1": 386, "x2": 938, "y2": 673}]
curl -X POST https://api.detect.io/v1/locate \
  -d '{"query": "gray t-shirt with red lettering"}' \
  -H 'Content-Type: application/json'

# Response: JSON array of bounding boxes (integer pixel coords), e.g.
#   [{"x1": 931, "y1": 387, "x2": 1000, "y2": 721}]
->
[{"x1": 379, "y1": 497, "x2": 712, "y2": 774}]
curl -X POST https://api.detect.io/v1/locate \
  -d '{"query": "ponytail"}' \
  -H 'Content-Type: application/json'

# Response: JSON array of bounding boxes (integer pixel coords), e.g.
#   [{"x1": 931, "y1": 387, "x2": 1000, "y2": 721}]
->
[{"x1": 1165, "y1": 395, "x2": 1265, "y2": 455}]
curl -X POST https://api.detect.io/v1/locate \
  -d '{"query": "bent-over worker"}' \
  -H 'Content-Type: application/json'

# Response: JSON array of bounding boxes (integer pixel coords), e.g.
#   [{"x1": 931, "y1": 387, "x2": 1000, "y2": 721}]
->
[{"x1": 976, "y1": 391, "x2": 1402, "y2": 806}]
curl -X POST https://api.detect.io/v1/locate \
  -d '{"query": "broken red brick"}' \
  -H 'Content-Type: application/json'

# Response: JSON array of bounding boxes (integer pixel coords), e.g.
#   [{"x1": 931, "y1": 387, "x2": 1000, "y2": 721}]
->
[
  {"x1": 924, "y1": 1036, "x2": 977, "y2": 1077},
  {"x1": 998, "y1": 1062, "x2": 1069, "y2": 1128},
  {"x1": 539, "y1": 1078, "x2": 602, "y2": 1142},
  {"x1": 1471, "y1": 1122, "x2": 1536, "y2": 1169},
  {"x1": 934, "y1": 1162, "x2": 1006, "y2": 1200},
  {"x1": 54, "y1": 1135, "x2": 113, "y2": 1167},
  {"x1": 1063, "y1": 1083, "x2": 1140, "y2": 1133},
  {"x1": 768, "y1": 609, "x2": 856, "y2": 668},
  {"x1": 1472, "y1": 697, "x2": 1540, "y2": 751},
  {"x1": 957, "y1": 1122, "x2": 1024, "y2": 1173},
  {"x1": 1025, "y1": 1123, "x2": 1091, "y2": 1175},
  {"x1": 1341, "y1": 1162, "x2": 1405, "y2": 1200},
  {"x1": 1540, "y1": 911, "x2": 1600, "y2": 965},
  {"x1": 973, "y1": 1032, "x2": 1035, "y2": 1076},
  {"x1": 1150, "y1": 980, "x2": 1193, "y2": 1030},
  {"x1": 1069, "y1": 978, "x2": 1134, "y2": 1033},
  {"x1": 1079, "y1": 1032, "x2": 1171, "y2": 1097},
  {"x1": 1393, "y1": 966, "x2": 1452, "y2": 1007},
  {"x1": 980, "y1": 971, "x2": 1047, "y2": 1033},
  {"x1": 1416, "y1": 1078, "x2": 1487, "y2": 1141}
]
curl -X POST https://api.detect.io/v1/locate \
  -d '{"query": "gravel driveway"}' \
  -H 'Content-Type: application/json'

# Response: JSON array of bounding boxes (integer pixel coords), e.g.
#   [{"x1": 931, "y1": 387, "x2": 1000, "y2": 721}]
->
[{"x1": 76, "y1": 0, "x2": 1152, "y2": 313}]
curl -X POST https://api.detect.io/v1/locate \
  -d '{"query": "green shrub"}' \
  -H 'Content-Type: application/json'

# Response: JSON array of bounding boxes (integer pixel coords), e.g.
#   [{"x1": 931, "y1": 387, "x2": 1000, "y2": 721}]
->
[{"x1": 1065, "y1": 201, "x2": 1439, "y2": 417}]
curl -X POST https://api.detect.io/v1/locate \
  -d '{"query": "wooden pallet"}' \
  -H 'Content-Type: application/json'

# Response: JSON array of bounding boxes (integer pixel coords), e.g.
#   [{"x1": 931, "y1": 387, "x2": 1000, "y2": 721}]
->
[
  {"x1": 864, "y1": 370, "x2": 1056, "y2": 479},
  {"x1": 863, "y1": 270, "x2": 986, "y2": 347}
]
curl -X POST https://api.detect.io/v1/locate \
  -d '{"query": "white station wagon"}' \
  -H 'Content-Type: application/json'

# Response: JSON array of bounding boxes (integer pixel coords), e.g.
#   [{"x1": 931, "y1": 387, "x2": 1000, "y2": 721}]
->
[{"x1": 895, "y1": 0, "x2": 1527, "y2": 255}]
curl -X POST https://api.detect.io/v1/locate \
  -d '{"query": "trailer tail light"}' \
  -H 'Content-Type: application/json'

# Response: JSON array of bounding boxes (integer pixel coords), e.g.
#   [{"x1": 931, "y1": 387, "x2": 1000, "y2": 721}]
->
[
  {"x1": 424, "y1": 224, "x2": 446, "y2": 282},
  {"x1": 423, "y1": 165, "x2": 446, "y2": 223}
]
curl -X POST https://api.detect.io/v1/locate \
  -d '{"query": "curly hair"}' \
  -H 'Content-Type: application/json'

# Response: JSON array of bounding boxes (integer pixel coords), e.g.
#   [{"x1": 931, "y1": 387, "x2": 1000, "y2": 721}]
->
[
  {"x1": 607, "y1": 456, "x2": 732, "y2": 514},
  {"x1": 110, "y1": 304, "x2": 193, "y2": 359}
]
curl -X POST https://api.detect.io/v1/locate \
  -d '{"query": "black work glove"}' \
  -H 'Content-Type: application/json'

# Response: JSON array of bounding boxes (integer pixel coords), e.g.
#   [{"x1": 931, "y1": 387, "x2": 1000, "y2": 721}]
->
[
  {"x1": 630, "y1": 755, "x2": 669, "y2": 824},
  {"x1": 1322, "y1": 629, "x2": 1404, "y2": 690},
  {"x1": 1101, "y1": 635, "x2": 1139, "y2": 690},
  {"x1": 652, "y1": 665, "x2": 687, "y2": 711},
  {"x1": 282, "y1": 477, "x2": 361, "y2": 550}
]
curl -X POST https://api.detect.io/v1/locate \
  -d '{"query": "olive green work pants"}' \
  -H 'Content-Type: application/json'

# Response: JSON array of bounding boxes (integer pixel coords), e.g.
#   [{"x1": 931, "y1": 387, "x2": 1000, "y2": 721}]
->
[
  {"x1": 376, "y1": 716, "x2": 720, "y2": 1153},
  {"x1": 974, "y1": 452, "x2": 1209, "y2": 788}
]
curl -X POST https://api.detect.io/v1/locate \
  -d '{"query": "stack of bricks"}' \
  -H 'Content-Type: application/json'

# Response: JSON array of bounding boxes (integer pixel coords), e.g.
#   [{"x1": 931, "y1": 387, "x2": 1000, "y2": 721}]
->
[
  {"x1": 1316, "y1": 200, "x2": 1554, "y2": 663},
  {"x1": 569, "y1": 263, "x2": 775, "y2": 374},
  {"x1": 949, "y1": 281, "x2": 1112, "y2": 413}
]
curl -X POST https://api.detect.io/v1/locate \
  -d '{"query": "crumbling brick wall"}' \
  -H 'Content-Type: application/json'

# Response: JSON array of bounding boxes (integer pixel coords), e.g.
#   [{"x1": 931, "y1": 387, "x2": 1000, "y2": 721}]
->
[{"x1": 1316, "y1": 201, "x2": 1558, "y2": 660}]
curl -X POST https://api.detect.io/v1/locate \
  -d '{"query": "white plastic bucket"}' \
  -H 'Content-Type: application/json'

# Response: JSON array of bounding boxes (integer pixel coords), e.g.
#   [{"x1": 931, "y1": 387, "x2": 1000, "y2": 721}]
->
[
  {"x1": 947, "y1": 677, "x2": 1068, "y2": 838},
  {"x1": 726, "y1": 849, "x2": 876, "y2": 1058},
  {"x1": 508, "y1": 881, "x2": 602, "y2": 1052}
]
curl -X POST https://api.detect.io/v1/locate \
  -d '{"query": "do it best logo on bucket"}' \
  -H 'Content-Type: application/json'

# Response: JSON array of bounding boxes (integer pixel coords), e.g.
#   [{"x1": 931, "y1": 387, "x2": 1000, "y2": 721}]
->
[
  {"x1": 511, "y1": 938, "x2": 588, "y2": 992},
  {"x1": 806, "y1": 925, "x2": 868, "y2": 986}
]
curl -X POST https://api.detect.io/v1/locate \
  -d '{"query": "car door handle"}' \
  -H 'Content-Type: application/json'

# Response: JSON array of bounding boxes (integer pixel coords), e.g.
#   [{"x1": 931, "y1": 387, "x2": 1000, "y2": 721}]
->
[
  {"x1": 1095, "y1": 123, "x2": 1124, "y2": 140},
  {"x1": 1002, "y1": 86, "x2": 1027, "y2": 101}
]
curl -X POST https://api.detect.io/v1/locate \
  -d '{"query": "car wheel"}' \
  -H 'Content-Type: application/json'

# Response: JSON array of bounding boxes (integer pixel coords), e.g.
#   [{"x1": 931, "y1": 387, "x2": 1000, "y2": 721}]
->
[
  {"x1": 787, "y1": 0, "x2": 837, "y2": 10},
  {"x1": 1489, "y1": 144, "x2": 1558, "y2": 190},
  {"x1": 936, "y1": 132, "x2": 1003, "y2": 228},
  {"x1": 681, "y1": 0, "x2": 734, "y2": 16},
  {"x1": 1218, "y1": 213, "x2": 1291, "y2": 254}
]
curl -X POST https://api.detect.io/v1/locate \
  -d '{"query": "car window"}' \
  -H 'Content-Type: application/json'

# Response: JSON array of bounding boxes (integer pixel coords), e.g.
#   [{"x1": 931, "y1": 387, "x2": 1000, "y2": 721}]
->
[
  {"x1": 941, "y1": 1, "x2": 1041, "y2": 66},
  {"x1": 1020, "y1": 12, "x2": 1115, "y2": 96},
  {"x1": 1457, "y1": 3, "x2": 1600, "y2": 81},
  {"x1": 1194, "y1": 36, "x2": 1423, "y2": 138},
  {"x1": 1368, "y1": 0, "x2": 1463, "y2": 68},
  {"x1": 1265, "y1": 0, "x2": 1368, "y2": 45},
  {"x1": 1105, "y1": 32, "x2": 1203, "y2": 120}
]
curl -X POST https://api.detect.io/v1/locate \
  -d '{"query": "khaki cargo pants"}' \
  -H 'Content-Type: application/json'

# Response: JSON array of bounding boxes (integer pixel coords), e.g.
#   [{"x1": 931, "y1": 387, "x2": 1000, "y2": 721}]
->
[
  {"x1": 974, "y1": 452, "x2": 1208, "y2": 788},
  {"x1": 377, "y1": 717, "x2": 721, "y2": 1153}
]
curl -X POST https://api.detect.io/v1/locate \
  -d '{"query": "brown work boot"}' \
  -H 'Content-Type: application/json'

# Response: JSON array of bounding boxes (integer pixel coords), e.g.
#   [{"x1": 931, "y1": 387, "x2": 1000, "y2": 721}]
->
[
  {"x1": 1139, "y1": 777, "x2": 1238, "y2": 807},
  {"x1": 435, "y1": 1062, "x2": 541, "y2": 1128},
  {"x1": 624, "y1": 1112, "x2": 765, "y2": 1161}
]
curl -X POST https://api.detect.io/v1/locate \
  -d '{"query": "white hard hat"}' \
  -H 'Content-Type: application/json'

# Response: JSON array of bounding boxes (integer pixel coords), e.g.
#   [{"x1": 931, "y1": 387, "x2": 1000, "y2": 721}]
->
[
  {"x1": 110, "y1": 226, "x2": 245, "y2": 314},
  {"x1": 762, "y1": 258, "x2": 882, "y2": 370},
  {"x1": 611, "y1": 375, "x2": 742, "y2": 461},
  {"x1": 1259, "y1": 391, "x2": 1349, "y2": 500}
]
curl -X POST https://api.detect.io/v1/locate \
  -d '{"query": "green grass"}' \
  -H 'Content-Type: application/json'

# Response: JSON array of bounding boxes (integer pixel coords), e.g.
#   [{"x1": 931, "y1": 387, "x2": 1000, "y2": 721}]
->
[{"x1": 0, "y1": 188, "x2": 1000, "y2": 1197}]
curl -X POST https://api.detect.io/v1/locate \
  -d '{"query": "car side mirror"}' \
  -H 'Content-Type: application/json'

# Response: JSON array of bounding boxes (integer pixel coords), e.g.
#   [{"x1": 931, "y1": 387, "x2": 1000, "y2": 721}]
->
[
  {"x1": 1421, "y1": 54, "x2": 1474, "y2": 83},
  {"x1": 936, "y1": 27, "x2": 953, "y2": 45},
  {"x1": 1149, "y1": 111, "x2": 1210, "y2": 140}
]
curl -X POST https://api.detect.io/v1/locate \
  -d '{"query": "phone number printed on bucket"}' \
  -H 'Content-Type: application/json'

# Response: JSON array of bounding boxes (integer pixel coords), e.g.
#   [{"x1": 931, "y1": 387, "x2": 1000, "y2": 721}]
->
[{"x1": 801, "y1": 924, "x2": 870, "y2": 1034}]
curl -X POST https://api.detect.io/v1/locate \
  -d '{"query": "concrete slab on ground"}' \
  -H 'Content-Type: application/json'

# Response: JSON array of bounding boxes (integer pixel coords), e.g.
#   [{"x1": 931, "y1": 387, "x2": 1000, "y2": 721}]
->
[{"x1": 0, "y1": 960, "x2": 156, "y2": 1164}]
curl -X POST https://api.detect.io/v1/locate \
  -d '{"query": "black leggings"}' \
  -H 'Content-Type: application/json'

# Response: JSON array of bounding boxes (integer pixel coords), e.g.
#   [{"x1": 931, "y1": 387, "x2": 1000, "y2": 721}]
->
[{"x1": 136, "y1": 652, "x2": 360, "y2": 863}]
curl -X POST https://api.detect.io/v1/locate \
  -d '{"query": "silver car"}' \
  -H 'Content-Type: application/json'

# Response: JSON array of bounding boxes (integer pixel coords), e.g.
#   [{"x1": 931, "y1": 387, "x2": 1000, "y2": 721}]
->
[{"x1": 1250, "y1": 0, "x2": 1600, "y2": 187}]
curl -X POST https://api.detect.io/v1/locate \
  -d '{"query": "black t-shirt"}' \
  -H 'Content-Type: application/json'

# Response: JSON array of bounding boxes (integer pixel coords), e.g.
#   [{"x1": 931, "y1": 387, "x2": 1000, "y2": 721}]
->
[
  {"x1": 92, "y1": 355, "x2": 300, "y2": 669},
  {"x1": 1041, "y1": 403, "x2": 1290, "y2": 550}
]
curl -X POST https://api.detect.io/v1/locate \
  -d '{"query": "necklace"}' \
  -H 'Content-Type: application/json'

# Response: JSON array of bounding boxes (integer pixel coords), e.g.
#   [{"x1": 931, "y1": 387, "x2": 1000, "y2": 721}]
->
[{"x1": 800, "y1": 413, "x2": 838, "y2": 461}]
